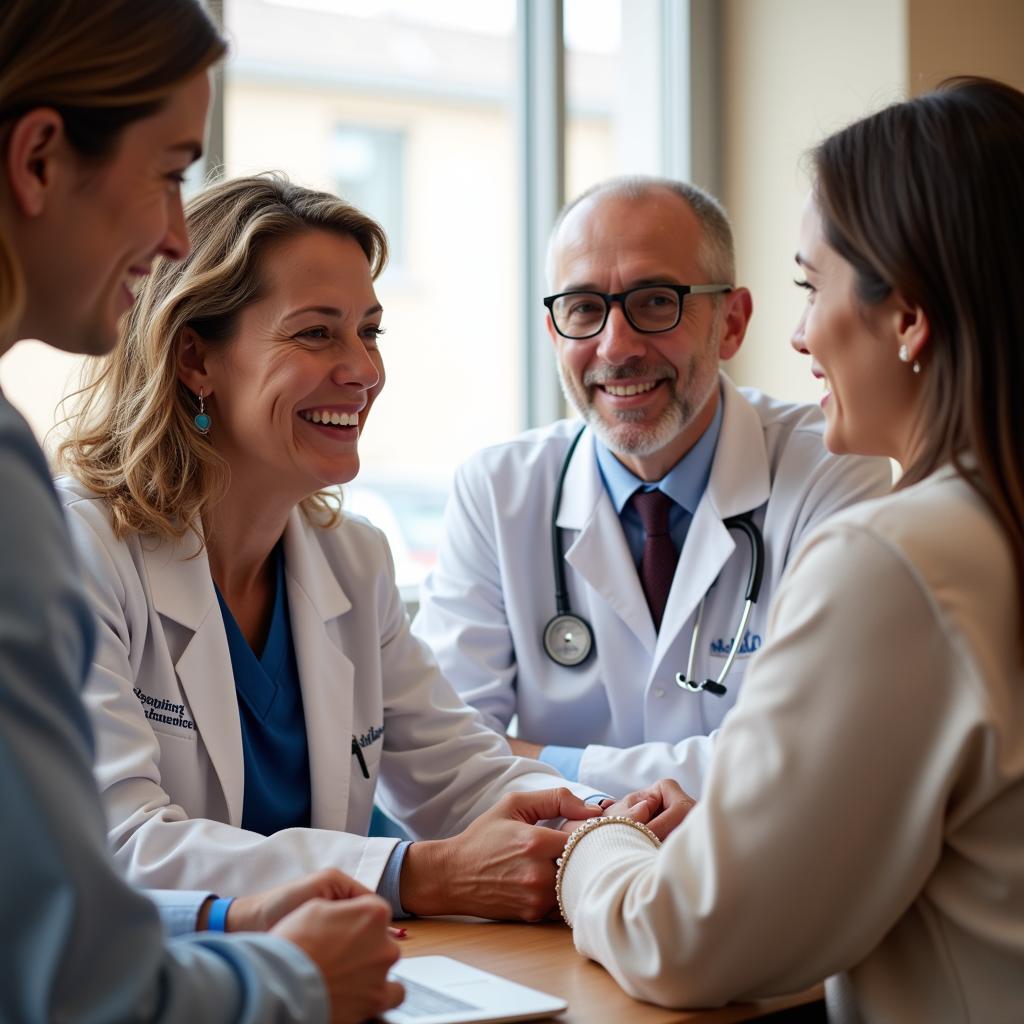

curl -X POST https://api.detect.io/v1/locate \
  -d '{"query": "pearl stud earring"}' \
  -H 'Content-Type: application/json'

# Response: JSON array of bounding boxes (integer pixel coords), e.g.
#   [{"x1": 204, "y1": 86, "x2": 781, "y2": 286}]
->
[{"x1": 898, "y1": 344, "x2": 921, "y2": 375}]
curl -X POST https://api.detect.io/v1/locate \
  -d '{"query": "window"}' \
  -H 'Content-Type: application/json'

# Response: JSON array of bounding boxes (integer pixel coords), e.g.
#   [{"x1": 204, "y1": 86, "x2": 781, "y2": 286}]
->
[
  {"x1": 330, "y1": 125, "x2": 406, "y2": 264},
  {"x1": 224, "y1": 0, "x2": 523, "y2": 590},
  {"x1": 0, "y1": 0, "x2": 707, "y2": 594},
  {"x1": 564, "y1": 0, "x2": 622, "y2": 197}
]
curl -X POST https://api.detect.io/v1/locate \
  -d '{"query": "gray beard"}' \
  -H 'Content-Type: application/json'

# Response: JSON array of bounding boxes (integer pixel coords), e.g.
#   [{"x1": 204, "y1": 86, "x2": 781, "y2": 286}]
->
[{"x1": 557, "y1": 357, "x2": 707, "y2": 458}]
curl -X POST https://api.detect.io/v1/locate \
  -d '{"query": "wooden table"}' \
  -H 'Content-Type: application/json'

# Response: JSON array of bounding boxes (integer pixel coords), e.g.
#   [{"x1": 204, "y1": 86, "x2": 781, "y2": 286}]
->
[{"x1": 397, "y1": 919, "x2": 824, "y2": 1023}]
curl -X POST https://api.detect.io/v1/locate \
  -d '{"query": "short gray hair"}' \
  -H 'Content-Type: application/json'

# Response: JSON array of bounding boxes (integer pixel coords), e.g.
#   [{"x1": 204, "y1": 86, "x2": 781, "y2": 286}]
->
[{"x1": 545, "y1": 175, "x2": 735, "y2": 288}]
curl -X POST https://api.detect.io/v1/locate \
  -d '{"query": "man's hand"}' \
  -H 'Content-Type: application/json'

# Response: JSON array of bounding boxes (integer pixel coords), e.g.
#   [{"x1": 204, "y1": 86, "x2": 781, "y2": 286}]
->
[
  {"x1": 272, "y1": 894, "x2": 404, "y2": 1024},
  {"x1": 507, "y1": 737, "x2": 544, "y2": 760},
  {"x1": 601, "y1": 779, "x2": 694, "y2": 840},
  {"x1": 225, "y1": 868, "x2": 373, "y2": 932},
  {"x1": 399, "y1": 788, "x2": 600, "y2": 921}
]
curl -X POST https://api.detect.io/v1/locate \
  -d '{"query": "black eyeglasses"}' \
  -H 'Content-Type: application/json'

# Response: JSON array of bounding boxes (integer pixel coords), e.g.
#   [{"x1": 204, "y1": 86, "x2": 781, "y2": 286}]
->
[{"x1": 543, "y1": 283, "x2": 732, "y2": 340}]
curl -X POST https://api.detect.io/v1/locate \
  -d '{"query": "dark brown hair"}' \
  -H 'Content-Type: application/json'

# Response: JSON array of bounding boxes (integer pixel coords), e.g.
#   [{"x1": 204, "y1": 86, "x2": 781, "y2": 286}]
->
[{"x1": 813, "y1": 76, "x2": 1024, "y2": 638}]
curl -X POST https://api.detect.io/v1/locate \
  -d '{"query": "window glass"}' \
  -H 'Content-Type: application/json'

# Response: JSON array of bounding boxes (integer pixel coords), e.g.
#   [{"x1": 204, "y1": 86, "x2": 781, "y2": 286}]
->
[
  {"x1": 564, "y1": 0, "x2": 623, "y2": 198},
  {"x1": 330, "y1": 125, "x2": 406, "y2": 264},
  {"x1": 225, "y1": 0, "x2": 520, "y2": 589}
]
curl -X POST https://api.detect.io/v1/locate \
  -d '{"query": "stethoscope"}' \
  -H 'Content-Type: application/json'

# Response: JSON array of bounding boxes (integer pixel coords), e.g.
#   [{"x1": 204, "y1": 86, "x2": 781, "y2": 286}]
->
[{"x1": 541, "y1": 426, "x2": 766, "y2": 698}]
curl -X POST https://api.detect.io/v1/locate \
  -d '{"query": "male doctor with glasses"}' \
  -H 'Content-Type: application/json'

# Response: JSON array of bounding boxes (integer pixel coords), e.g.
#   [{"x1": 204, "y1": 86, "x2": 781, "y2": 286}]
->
[{"x1": 410, "y1": 176, "x2": 892, "y2": 800}]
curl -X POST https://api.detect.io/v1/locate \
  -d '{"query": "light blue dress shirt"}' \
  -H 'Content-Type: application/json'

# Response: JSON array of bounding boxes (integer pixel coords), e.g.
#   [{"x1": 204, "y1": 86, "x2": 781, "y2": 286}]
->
[
  {"x1": 538, "y1": 398, "x2": 724, "y2": 782},
  {"x1": 0, "y1": 392, "x2": 327, "y2": 1023},
  {"x1": 149, "y1": 890, "x2": 216, "y2": 937}
]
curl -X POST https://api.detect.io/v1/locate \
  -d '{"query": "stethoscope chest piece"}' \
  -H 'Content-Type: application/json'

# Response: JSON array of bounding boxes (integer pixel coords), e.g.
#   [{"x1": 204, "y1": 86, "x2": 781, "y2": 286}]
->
[
  {"x1": 542, "y1": 425, "x2": 765, "y2": 687},
  {"x1": 543, "y1": 612, "x2": 594, "y2": 667}
]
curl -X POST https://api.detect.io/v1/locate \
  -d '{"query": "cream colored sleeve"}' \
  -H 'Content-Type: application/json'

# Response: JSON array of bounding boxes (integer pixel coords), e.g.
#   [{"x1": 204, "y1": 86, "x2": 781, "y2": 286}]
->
[
  {"x1": 564, "y1": 520, "x2": 982, "y2": 1008},
  {"x1": 560, "y1": 822, "x2": 660, "y2": 926}
]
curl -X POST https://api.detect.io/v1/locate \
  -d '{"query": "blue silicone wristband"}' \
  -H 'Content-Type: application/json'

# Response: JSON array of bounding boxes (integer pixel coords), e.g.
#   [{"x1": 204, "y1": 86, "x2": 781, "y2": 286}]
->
[{"x1": 207, "y1": 896, "x2": 234, "y2": 932}]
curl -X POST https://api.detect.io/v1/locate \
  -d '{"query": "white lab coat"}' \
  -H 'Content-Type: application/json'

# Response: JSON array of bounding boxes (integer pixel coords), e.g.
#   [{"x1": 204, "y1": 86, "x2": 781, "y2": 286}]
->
[
  {"x1": 562, "y1": 468, "x2": 1024, "y2": 1022},
  {"x1": 413, "y1": 376, "x2": 893, "y2": 797},
  {"x1": 56, "y1": 477, "x2": 596, "y2": 897}
]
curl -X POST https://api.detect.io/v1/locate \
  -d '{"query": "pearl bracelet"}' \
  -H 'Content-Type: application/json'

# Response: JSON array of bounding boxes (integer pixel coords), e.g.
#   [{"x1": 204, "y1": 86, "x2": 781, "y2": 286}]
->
[{"x1": 555, "y1": 815, "x2": 661, "y2": 926}]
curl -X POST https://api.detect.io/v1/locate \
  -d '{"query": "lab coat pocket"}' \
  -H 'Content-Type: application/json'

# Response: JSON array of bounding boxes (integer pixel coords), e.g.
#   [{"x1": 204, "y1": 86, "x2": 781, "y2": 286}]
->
[
  {"x1": 351, "y1": 724, "x2": 384, "y2": 782},
  {"x1": 148, "y1": 718, "x2": 199, "y2": 744}
]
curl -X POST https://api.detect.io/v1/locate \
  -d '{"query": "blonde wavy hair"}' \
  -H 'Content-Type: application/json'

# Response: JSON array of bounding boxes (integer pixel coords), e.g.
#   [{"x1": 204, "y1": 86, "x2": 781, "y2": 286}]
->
[
  {"x1": 58, "y1": 174, "x2": 389, "y2": 542},
  {"x1": 0, "y1": 0, "x2": 225, "y2": 342}
]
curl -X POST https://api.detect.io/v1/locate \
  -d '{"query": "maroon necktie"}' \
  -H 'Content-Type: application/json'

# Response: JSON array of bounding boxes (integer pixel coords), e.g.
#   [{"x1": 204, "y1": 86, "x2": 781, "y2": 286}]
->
[{"x1": 631, "y1": 489, "x2": 679, "y2": 631}]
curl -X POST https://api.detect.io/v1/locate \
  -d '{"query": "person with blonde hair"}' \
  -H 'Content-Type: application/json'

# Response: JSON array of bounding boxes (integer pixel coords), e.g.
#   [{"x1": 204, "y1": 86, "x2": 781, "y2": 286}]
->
[
  {"x1": 56, "y1": 171, "x2": 688, "y2": 921},
  {"x1": 0, "y1": 2, "x2": 405, "y2": 1021},
  {"x1": 554, "y1": 77, "x2": 1024, "y2": 1022}
]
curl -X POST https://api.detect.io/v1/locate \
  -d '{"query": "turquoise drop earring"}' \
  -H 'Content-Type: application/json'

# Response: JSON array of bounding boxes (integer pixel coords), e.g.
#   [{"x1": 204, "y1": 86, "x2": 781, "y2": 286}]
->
[{"x1": 194, "y1": 388, "x2": 211, "y2": 434}]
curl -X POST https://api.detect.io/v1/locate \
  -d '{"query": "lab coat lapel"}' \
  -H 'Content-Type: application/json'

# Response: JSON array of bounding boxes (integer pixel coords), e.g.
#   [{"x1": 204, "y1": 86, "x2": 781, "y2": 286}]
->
[
  {"x1": 654, "y1": 503, "x2": 735, "y2": 668},
  {"x1": 704, "y1": 375, "x2": 772, "y2": 518},
  {"x1": 655, "y1": 376, "x2": 772, "y2": 667},
  {"x1": 282, "y1": 510, "x2": 355, "y2": 831},
  {"x1": 145, "y1": 532, "x2": 246, "y2": 826},
  {"x1": 559, "y1": 429, "x2": 657, "y2": 650}
]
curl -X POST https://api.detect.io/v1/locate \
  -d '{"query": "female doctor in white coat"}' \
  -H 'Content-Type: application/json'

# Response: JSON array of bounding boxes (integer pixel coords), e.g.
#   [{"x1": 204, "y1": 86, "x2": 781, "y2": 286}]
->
[
  {"x1": 57, "y1": 174, "x2": 686, "y2": 920},
  {"x1": 553, "y1": 78, "x2": 1024, "y2": 1022}
]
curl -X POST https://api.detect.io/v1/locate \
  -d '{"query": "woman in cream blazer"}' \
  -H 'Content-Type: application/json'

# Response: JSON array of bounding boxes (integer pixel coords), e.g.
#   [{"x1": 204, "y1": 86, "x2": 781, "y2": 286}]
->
[{"x1": 554, "y1": 78, "x2": 1024, "y2": 1022}]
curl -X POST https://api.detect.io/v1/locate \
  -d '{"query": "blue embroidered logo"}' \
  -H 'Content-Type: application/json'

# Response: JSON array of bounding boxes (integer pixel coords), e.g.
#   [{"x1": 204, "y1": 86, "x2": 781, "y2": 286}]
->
[
  {"x1": 709, "y1": 631, "x2": 762, "y2": 658},
  {"x1": 356, "y1": 724, "x2": 384, "y2": 749},
  {"x1": 133, "y1": 686, "x2": 196, "y2": 731}
]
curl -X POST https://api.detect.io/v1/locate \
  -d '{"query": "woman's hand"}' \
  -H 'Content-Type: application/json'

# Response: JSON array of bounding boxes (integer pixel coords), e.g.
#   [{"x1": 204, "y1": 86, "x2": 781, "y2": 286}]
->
[
  {"x1": 224, "y1": 867, "x2": 374, "y2": 933},
  {"x1": 271, "y1": 894, "x2": 404, "y2": 1024},
  {"x1": 600, "y1": 779, "x2": 695, "y2": 840},
  {"x1": 399, "y1": 788, "x2": 600, "y2": 921}
]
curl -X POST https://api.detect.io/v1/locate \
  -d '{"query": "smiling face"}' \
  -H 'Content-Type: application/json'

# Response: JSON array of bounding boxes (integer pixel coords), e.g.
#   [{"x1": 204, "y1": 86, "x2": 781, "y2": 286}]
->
[
  {"x1": 791, "y1": 197, "x2": 921, "y2": 461},
  {"x1": 547, "y1": 188, "x2": 747, "y2": 481},
  {"x1": 192, "y1": 229, "x2": 384, "y2": 504},
  {"x1": 11, "y1": 69, "x2": 210, "y2": 355}
]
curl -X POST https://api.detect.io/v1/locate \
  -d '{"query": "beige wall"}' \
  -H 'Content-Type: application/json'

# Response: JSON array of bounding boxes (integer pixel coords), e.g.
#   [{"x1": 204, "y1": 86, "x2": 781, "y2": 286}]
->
[
  {"x1": 908, "y1": 0, "x2": 1024, "y2": 94},
  {"x1": 721, "y1": 0, "x2": 1024, "y2": 406},
  {"x1": 720, "y1": 0, "x2": 907, "y2": 405}
]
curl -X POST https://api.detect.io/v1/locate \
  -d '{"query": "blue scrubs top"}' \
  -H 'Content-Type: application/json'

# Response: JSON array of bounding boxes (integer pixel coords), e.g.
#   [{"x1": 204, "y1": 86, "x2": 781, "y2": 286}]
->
[{"x1": 215, "y1": 543, "x2": 312, "y2": 836}]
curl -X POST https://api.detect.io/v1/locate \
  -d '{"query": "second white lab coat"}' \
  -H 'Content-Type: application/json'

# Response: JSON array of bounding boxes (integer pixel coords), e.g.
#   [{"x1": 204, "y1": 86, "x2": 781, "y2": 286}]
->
[
  {"x1": 413, "y1": 376, "x2": 893, "y2": 797},
  {"x1": 57, "y1": 477, "x2": 596, "y2": 897}
]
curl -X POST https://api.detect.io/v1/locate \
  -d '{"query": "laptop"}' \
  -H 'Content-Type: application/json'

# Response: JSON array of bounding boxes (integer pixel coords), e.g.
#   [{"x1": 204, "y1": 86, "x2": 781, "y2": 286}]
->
[{"x1": 382, "y1": 956, "x2": 568, "y2": 1023}]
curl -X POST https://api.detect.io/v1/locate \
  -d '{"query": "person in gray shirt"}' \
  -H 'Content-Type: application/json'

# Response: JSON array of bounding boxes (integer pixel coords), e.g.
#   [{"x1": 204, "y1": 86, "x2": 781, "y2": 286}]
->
[{"x1": 0, "y1": 2, "x2": 401, "y2": 1021}]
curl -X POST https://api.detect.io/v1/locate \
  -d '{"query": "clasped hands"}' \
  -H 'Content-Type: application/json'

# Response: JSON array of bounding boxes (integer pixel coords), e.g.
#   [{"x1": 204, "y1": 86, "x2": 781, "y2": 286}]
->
[
  {"x1": 504, "y1": 739, "x2": 693, "y2": 833},
  {"x1": 589, "y1": 777, "x2": 694, "y2": 838},
  {"x1": 400, "y1": 779, "x2": 693, "y2": 922}
]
